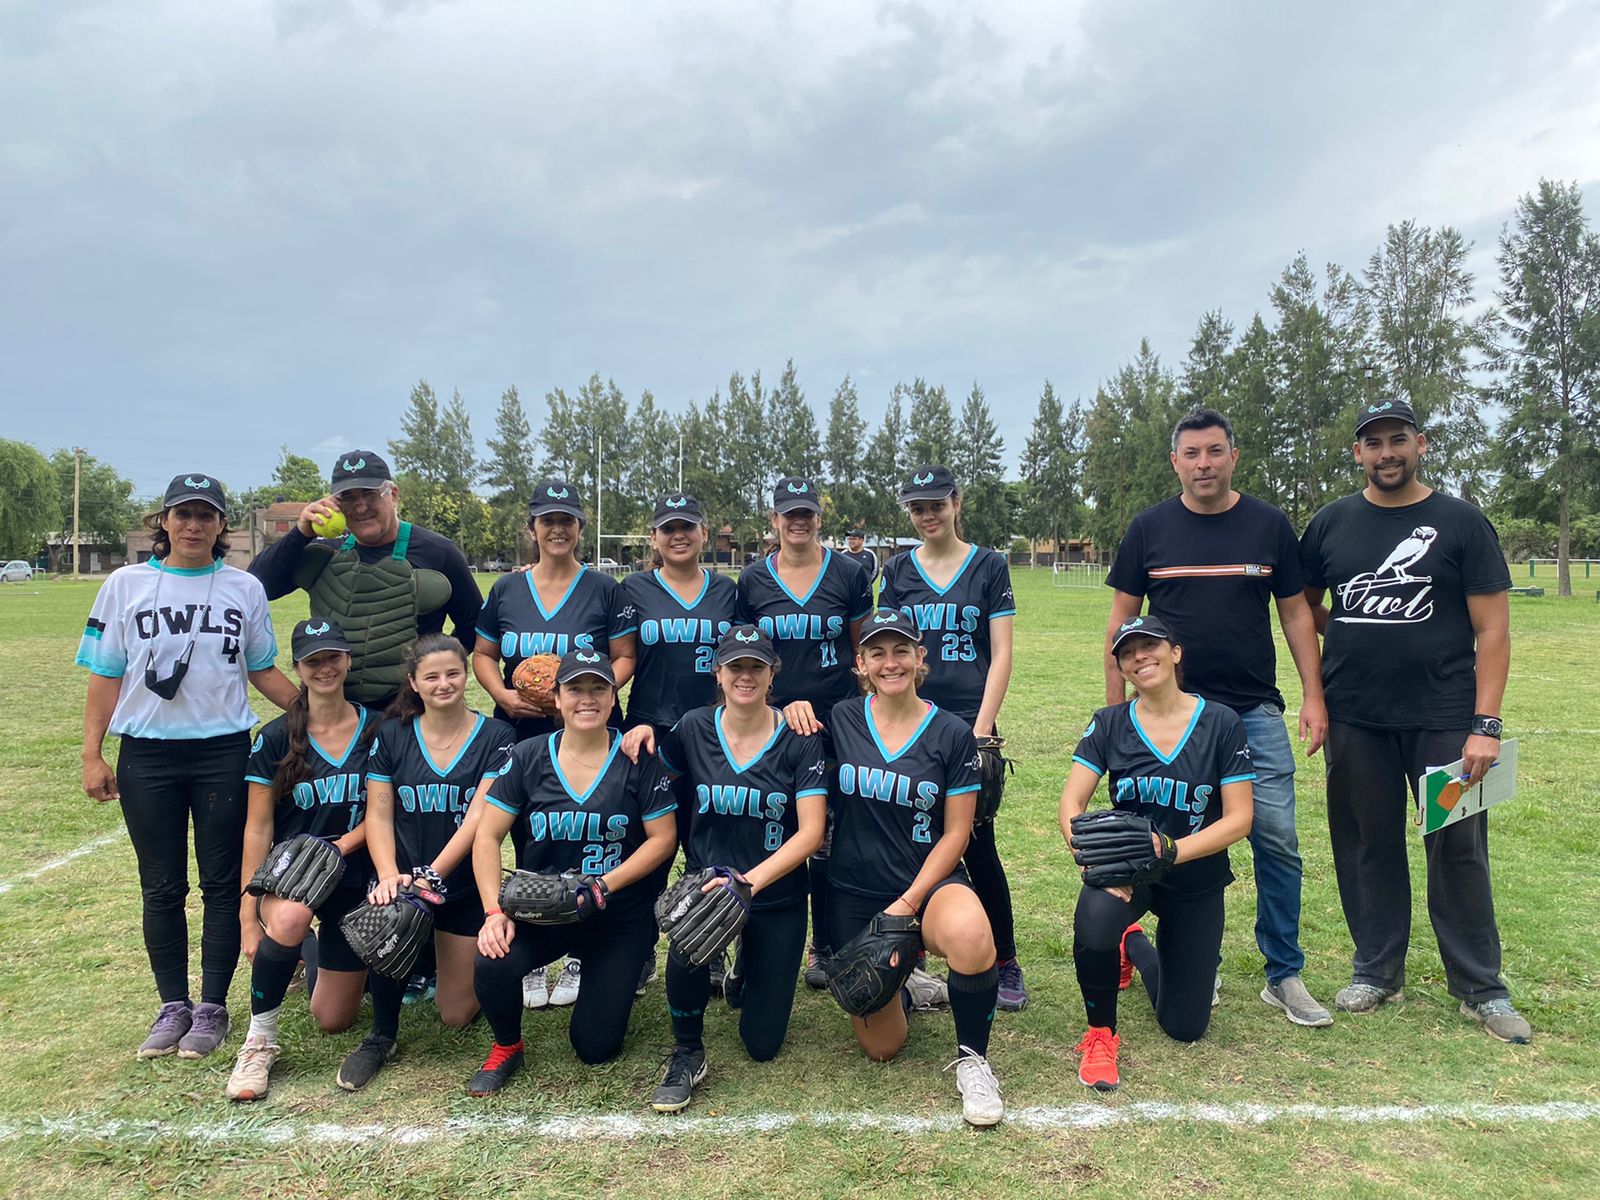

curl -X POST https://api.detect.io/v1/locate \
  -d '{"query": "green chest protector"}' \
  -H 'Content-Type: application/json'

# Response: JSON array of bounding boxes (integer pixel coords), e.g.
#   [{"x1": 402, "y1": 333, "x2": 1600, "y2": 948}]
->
[{"x1": 294, "y1": 522, "x2": 453, "y2": 705}]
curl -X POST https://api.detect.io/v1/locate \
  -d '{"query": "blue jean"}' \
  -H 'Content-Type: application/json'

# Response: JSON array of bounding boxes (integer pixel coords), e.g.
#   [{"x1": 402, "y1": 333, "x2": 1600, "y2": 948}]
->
[{"x1": 1237, "y1": 702, "x2": 1304, "y2": 984}]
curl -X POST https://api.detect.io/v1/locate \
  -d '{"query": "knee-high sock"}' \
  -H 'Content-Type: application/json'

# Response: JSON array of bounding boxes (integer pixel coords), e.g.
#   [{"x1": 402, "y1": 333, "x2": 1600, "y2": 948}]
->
[
  {"x1": 949, "y1": 966, "x2": 999, "y2": 1056},
  {"x1": 666, "y1": 954, "x2": 713, "y2": 1049}
]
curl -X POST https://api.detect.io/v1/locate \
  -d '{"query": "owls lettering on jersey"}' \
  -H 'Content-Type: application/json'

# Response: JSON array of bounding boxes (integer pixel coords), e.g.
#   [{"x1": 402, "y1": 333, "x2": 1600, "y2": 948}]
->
[
  {"x1": 366, "y1": 712, "x2": 516, "y2": 895},
  {"x1": 736, "y1": 550, "x2": 873, "y2": 709},
  {"x1": 826, "y1": 696, "x2": 980, "y2": 901},
  {"x1": 659, "y1": 706, "x2": 829, "y2": 910},
  {"x1": 878, "y1": 546, "x2": 1015, "y2": 720},
  {"x1": 1071, "y1": 697, "x2": 1255, "y2": 895},
  {"x1": 245, "y1": 705, "x2": 373, "y2": 845},
  {"x1": 484, "y1": 730, "x2": 677, "y2": 911},
  {"x1": 612, "y1": 569, "x2": 738, "y2": 727}
]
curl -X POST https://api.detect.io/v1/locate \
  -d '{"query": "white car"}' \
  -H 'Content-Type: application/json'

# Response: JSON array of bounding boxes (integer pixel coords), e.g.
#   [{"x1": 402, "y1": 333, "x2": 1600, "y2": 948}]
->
[{"x1": 1, "y1": 560, "x2": 36, "y2": 583}]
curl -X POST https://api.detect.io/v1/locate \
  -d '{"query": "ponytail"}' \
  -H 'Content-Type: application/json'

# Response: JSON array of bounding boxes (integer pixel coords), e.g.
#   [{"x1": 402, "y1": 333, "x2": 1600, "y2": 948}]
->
[{"x1": 269, "y1": 685, "x2": 314, "y2": 801}]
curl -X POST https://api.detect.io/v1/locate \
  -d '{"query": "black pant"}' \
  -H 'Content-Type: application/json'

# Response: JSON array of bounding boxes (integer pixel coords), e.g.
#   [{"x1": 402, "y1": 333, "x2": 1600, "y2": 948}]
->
[
  {"x1": 116, "y1": 732, "x2": 251, "y2": 1006},
  {"x1": 475, "y1": 902, "x2": 658, "y2": 1064},
  {"x1": 1073, "y1": 883, "x2": 1224, "y2": 1043},
  {"x1": 963, "y1": 819, "x2": 1017, "y2": 961},
  {"x1": 666, "y1": 898, "x2": 807, "y2": 1061},
  {"x1": 1325, "y1": 721, "x2": 1508, "y2": 1002}
]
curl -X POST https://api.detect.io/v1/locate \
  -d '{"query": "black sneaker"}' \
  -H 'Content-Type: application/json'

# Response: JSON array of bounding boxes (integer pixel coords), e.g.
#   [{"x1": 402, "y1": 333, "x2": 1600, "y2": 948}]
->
[
  {"x1": 804, "y1": 947, "x2": 830, "y2": 990},
  {"x1": 468, "y1": 1042, "x2": 525, "y2": 1096},
  {"x1": 336, "y1": 1034, "x2": 397, "y2": 1091},
  {"x1": 636, "y1": 957, "x2": 658, "y2": 997},
  {"x1": 650, "y1": 1044, "x2": 708, "y2": 1113}
]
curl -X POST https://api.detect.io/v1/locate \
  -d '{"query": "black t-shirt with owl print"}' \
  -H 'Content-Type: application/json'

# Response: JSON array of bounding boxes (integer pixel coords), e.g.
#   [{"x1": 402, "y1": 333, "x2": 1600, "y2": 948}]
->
[{"x1": 1299, "y1": 491, "x2": 1510, "y2": 731}]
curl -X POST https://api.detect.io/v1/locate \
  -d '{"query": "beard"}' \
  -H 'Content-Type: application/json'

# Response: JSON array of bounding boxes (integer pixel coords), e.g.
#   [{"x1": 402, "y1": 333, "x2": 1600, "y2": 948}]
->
[{"x1": 1366, "y1": 457, "x2": 1418, "y2": 492}]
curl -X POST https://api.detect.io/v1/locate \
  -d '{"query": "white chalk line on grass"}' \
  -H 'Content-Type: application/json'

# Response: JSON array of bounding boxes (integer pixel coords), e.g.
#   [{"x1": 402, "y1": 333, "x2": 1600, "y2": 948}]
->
[
  {"x1": 0, "y1": 826, "x2": 126, "y2": 896},
  {"x1": 2, "y1": 1101, "x2": 1598, "y2": 1145}
]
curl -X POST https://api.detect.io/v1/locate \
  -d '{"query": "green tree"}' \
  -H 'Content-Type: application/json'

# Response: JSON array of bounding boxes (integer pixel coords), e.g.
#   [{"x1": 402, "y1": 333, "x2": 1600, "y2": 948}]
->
[
  {"x1": 389, "y1": 380, "x2": 446, "y2": 527},
  {"x1": 903, "y1": 378, "x2": 954, "y2": 468},
  {"x1": 1494, "y1": 179, "x2": 1600, "y2": 596},
  {"x1": 723, "y1": 372, "x2": 768, "y2": 547},
  {"x1": 539, "y1": 386, "x2": 583, "y2": 482},
  {"x1": 269, "y1": 449, "x2": 326, "y2": 502},
  {"x1": 0, "y1": 439, "x2": 58, "y2": 560},
  {"x1": 1081, "y1": 340, "x2": 1180, "y2": 560},
  {"x1": 863, "y1": 389, "x2": 909, "y2": 541},
  {"x1": 629, "y1": 389, "x2": 684, "y2": 512},
  {"x1": 1180, "y1": 310, "x2": 1236, "y2": 410},
  {"x1": 1222, "y1": 314, "x2": 1294, "y2": 509},
  {"x1": 823, "y1": 375, "x2": 870, "y2": 531},
  {"x1": 1019, "y1": 382, "x2": 1084, "y2": 561},
  {"x1": 48, "y1": 449, "x2": 139, "y2": 547},
  {"x1": 768, "y1": 359, "x2": 823, "y2": 482},
  {"x1": 950, "y1": 383, "x2": 1008, "y2": 548},
  {"x1": 483, "y1": 385, "x2": 538, "y2": 557}
]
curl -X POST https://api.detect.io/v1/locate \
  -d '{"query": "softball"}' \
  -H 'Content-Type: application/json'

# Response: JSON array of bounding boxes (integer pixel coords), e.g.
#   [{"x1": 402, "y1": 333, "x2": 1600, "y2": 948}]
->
[{"x1": 312, "y1": 510, "x2": 347, "y2": 537}]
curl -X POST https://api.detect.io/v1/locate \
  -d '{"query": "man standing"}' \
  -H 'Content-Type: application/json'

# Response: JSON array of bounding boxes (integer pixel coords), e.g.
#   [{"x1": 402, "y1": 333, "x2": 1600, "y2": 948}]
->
[
  {"x1": 1300, "y1": 399, "x2": 1528, "y2": 1043},
  {"x1": 1104, "y1": 409, "x2": 1332, "y2": 1028},
  {"x1": 842, "y1": 528, "x2": 879, "y2": 586},
  {"x1": 250, "y1": 450, "x2": 483, "y2": 709}
]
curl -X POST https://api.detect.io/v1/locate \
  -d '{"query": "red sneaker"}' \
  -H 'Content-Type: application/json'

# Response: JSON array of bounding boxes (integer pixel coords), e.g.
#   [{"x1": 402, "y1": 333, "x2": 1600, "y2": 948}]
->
[
  {"x1": 1119, "y1": 923, "x2": 1143, "y2": 991},
  {"x1": 1075, "y1": 1026, "x2": 1121, "y2": 1091}
]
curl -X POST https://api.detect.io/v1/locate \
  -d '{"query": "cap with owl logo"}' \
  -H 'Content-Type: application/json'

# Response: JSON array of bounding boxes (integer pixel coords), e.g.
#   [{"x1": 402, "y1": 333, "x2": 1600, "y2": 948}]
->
[
  {"x1": 529, "y1": 479, "x2": 586, "y2": 521},
  {"x1": 897, "y1": 464, "x2": 956, "y2": 502},
  {"x1": 715, "y1": 623, "x2": 779, "y2": 667},
  {"x1": 161, "y1": 473, "x2": 228, "y2": 513},
  {"x1": 329, "y1": 450, "x2": 393, "y2": 495},
  {"x1": 556, "y1": 646, "x2": 616, "y2": 685}
]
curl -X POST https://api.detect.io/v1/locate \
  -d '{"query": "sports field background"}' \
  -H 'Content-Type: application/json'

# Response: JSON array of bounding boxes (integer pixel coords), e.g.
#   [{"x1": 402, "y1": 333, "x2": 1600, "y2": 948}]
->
[{"x1": 0, "y1": 571, "x2": 1597, "y2": 1198}]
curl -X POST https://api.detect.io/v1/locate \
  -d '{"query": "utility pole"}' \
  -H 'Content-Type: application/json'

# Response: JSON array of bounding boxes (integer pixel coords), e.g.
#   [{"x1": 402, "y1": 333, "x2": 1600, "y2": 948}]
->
[
  {"x1": 595, "y1": 434, "x2": 604, "y2": 563},
  {"x1": 678, "y1": 432, "x2": 684, "y2": 493},
  {"x1": 71, "y1": 446, "x2": 85, "y2": 579}
]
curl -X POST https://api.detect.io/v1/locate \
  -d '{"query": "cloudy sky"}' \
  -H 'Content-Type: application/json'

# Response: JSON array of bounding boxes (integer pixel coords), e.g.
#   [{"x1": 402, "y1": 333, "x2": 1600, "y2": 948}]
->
[{"x1": 4, "y1": 0, "x2": 1598, "y2": 498}]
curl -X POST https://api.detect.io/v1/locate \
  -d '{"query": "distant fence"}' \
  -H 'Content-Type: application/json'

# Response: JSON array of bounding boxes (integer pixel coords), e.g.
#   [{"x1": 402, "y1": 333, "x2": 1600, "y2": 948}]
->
[
  {"x1": 1048, "y1": 561, "x2": 1105, "y2": 588},
  {"x1": 1526, "y1": 558, "x2": 1600, "y2": 578}
]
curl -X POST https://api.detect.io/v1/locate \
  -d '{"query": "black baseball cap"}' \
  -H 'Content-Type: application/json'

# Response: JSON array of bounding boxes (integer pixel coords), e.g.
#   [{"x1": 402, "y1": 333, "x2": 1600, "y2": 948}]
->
[
  {"x1": 715, "y1": 624, "x2": 779, "y2": 667},
  {"x1": 292, "y1": 618, "x2": 354, "y2": 663},
  {"x1": 556, "y1": 647, "x2": 616, "y2": 686},
  {"x1": 652, "y1": 492, "x2": 706, "y2": 528},
  {"x1": 162, "y1": 473, "x2": 227, "y2": 513},
  {"x1": 1354, "y1": 398, "x2": 1418, "y2": 436},
  {"x1": 898, "y1": 464, "x2": 956, "y2": 502},
  {"x1": 529, "y1": 479, "x2": 585, "y2": 521},
  {"x1": 847, "y1": 528, "x2": 865, "y2": 538},
  {"x1": 330, "y1": 450, "x2": 393, "y2": 495},
  {"x1": 772, "y1": 476, "x2": 822, "y2": 514},
  {"x1": 1111, "y1": 614, "x2": 1176, "y2": 657},
  {"x1": 859, "y1": 607, "x2": 923, "y2": 645}
]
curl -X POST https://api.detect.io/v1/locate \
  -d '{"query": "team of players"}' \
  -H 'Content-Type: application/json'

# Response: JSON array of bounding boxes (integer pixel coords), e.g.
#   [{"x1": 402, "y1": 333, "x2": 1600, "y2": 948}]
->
[{"x1": 78, "y1": 397, "x2": 1528, "y2": 1124}]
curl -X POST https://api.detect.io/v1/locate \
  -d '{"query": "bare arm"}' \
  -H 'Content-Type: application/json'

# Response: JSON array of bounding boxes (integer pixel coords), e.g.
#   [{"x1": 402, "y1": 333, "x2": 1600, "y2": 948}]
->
[
  {"x1": 608, "y1": 631, "x2": 637, "y2": 690},
  {"x1": 1057, "y1": 761, "x2": 1103, "y2": 842},
  {"x1": 365, "y1": 779, "x2": 399, "y2": 883},
  {"x1": 1303, "y1": 586, "x2": 1330, "y2": 635},
  {"x1": 1462, "y1": 590, "x2": 1510, "y2": 786},
  {"x1": 474, "y1": 636, "x2": 541, "y2": 719},
  {"x1": 427, "y1": 783, "x2": 494, "y2": 881},
  {"x1": 744, "y1": 793, "x2": 825, "y2": 896},
  {"x1": 1103, "y1": 590, "x2": 1143, "y2": 706},
  {"x1": 973, "y1": 615, "x2": 1013, "y2": 737},
  {"x1": 1170, "y1": 779, "x2": 1253, "y2": 864},
  {"x1": 250, "y1": 666, "x2": 301, "y2": 712},
  {"x1": 602, "y1": 811, "x2": 678, "y2": 894},
  {"x1": 473, "y1": 798, "x2": 520, "y2": 958},
  {"x1": 239, "y1": 782, "x2": 277, "y2": 959},
  {"x1": 888, "y1": 791, "x2": 974, "y2": 916},
  {"x1": 1275, "y1": 591, "x2": 1328, "y2": 756},
  {"x1": 81, "y1": 674, "x2": 121, "y2": 802}
]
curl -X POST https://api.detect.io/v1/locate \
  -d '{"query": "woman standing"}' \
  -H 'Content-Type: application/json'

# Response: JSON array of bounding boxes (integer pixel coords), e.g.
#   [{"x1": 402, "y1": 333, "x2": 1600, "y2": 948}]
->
[
  {"x1": 877, "y1": 465, "x2": 1025, "y2": 1009},
  {"x1": 78, "y1": 473, "x2": 298, "y2": 1059},
  {"x1": 468, "y1": 650, "x2": 678, "y2": 1095},
  {"x1": 621, "y1": 625, "x2": 827, "y2": 1112},
  {"x1": 736, "y1": 476, "x2": 872, "y2": 985},
  {"x1": 228, "y1": 619, "x2": 373, "y2": 1101},
  {"x1": 824, "y1": 608, "x2": 1004, "y2": 1127},
  {"x1": 1058, "y1": 616, "x2": 1254, "y2": 1091},
  {"x1": 343, "y1": 634, "x2": 515, "y2": 1090}
]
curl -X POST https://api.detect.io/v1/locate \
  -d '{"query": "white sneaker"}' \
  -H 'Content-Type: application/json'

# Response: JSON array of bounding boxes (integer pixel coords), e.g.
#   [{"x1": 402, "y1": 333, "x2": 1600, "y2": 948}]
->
[
  {"x1": 945, "y1": 1045, "x2": 1004, "y2": 1127},
  {"x1": 1212, "y1": 970, "x2": 1221, "y2": 1008},
  {"x1": 906, "y1": 967, "x2": 949, "y2": 1010},
  {"x1": 522, "y1": 967, "x2": 549, "y2": 1009},
  {"x1": 225, "y1": 1036, "x2": 280, "y2": 1102},
  {"x1": 550, "y1": 958, "x2": 581, "y2": 1006}
]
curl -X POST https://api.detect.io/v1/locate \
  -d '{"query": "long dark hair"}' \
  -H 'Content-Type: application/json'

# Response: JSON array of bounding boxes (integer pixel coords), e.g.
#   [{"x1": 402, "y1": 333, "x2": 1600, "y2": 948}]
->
[
  {"x1": 270, "y1": 679, "x2": 377, "y2": 801},
  {"x1": 144, "y1": 507, "x2": 231, "y2": 561},
  {"x1": 384, "y1": 634, "x2": 472, "y2": 722}
]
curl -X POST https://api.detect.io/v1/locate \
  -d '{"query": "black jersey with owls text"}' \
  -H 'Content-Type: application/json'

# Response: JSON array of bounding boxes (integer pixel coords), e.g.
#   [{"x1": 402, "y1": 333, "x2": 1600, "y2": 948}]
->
[
  {"x1": 366, "y1": 712, "x2": 516, "y2": 896},
  {"x1": 475, "y1": 565, "x2": 619, "y2": 740},
  {"x1": 826, "y1": 696, "x2": 981, "y2": 902},
  {"x1": 878, "y1": 545, "x2": 1016, "y2": 721},
  {"x1": 736, "y1": 550, "x2": 873, "y2": 710},
  {"x1": 245, "y1": 704, "x2": 373, "y2": 848},
  {"x1": 658, "y1": 706, "x2": 830, "y2": 911},
  {"x1": 611, "y1": 568, "x2": 739, "y2": 728},
  {"x1": 1071, "y1": 697, "x2": 1255, "y2": 896},
  {"x1": 484, "y1": 730, "x2": 677, "y2": 913}
]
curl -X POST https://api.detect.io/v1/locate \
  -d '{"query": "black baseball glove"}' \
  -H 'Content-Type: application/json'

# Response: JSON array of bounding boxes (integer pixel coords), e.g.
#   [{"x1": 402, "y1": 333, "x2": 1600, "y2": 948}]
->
[
  {"x1": 973, "y1": 735, "x2": 1014, "y2": 824},
  {"x1": 1069, "y1": 808, "x2": 1178, "y2": 888},
  {"x1": 339, "y1": 881, "x2": 439, "y2": 979},
  {"x1": 826, "y1": 911, "x2": 923, "y2": 1017},
  {"x1": 656, "y1": 866, "x2": 752, "y2": 967},
  {"x1": 245, "y1": 834, "x2": 346, "y2": 909},
  {"x1": 499, "y1": 869, "x2": 608, "y2": 925}
]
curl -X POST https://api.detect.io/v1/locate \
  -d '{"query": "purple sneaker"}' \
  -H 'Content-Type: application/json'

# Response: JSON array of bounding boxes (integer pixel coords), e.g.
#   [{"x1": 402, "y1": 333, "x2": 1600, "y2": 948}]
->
[
  {"x1": 177, "y1": 1002, "x2": 231, "y2": 1059},
  {"x1": 996, "y1": 958, "x2": 1029, "y2": 1012},
  {"x1": 137, "y1": 1000, "x2": 194, "y2": 1059}
]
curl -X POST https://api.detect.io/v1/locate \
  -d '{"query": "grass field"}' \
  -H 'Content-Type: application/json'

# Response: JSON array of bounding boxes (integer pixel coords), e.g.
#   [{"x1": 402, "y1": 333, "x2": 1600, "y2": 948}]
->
[{"x1": 1, "y1": 570, "x2": 1597, "y2": 1198}]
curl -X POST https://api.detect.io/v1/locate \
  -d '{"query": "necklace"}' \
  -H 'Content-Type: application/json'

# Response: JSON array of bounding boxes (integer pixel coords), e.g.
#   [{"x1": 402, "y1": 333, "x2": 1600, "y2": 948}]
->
[{"x1": 421, "y1": 713, "x2": 472, "y2": 753}]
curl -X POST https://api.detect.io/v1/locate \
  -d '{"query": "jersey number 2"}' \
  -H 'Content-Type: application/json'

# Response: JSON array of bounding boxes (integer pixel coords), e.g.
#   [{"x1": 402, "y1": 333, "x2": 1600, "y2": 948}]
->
[
  {"x1": 940, "y1": 633, "x2": 975, "y2": 662},
  {"x1": 580, "y1": 843, "x2": 623, "y2": 875}
]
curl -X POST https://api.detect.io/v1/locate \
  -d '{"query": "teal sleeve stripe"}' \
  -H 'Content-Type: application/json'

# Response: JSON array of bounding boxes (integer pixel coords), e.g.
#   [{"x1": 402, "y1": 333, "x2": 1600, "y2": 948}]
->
[
  {"x1": 643, "y1": 804, "x2": 677, "y2": 821},
  {"x1": 990, "y1": 608, "x2": 1017, "y2": 619},
  {"x1": 244, "y1": 774, "x2": 273, "y2": 786},
  {"x1": 1221, "y1": 772, "x2": 1257, "y2": 785},
  {"x1": 610, "y1": 625, "x2": 638, "y2": 638},
  {"x1": 850, "y1": 605, "x2": 872, "y2": 620},
  {"x1": 366, "y1": 772, "x2": 393, "y2": 783},
  {"x1": 486, "y1": 796, "x2": 519, "y2": 815},
  {"x1": 75, "y1": 649, "x2": 126, "y2": 679},
  {"x1": 1071, "y1": 755, "x2": 1104, "y2": 776},
  {"x1": 948, "y1": 784, "x2": 980, "y2": 796},
  {"x1": 246, "y1": 654, "x2": 276, "y2": 671},
  {"x1": 83, "y1": 626, "x2": 103, "y2": 639},
  {"x1": 657, "y1": 746, "x2": 677, "y2": 772},
  {"x1": 795, "y1": 788, "x2": 828, "y2": 799},
  {"x1": 474, "y1": 627, "x2": 495, "y2": 642}
]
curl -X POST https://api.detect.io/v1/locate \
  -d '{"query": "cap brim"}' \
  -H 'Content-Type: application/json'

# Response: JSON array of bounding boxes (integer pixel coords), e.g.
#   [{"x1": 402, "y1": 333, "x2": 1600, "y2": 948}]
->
[
  {"x1": 773, "y1": 499, "x2": 821, "y2": 514},
  {"x1": 1354, "y1": 415, "x2": 1416, "y2": 435},
  {"x1": 898, "y1": 487, "x2": 955, "y2": 502},
  {"x1": 557, "y1": 666, "x2": 615, "y2": 685},
  {"x1": 331, "y1": 476, "x2": 392, "y2": 494},
  {"x1": 859, "y1": 625, "x2": 921, "y2": 645},
  {"x1": 1112, "y1": 630, "x2": 1171, "y2": 655},
  {"x1": 652, "y1": 513, "x2": 704, "y2": 528},
  {"x1": 530, "y1": 503, "x2": 585, "y2": 520},
  {"x1": 294, "y1": 639, "x2": 354, "y2": 662},
  {"x1": 718, "y1": 650, "x2": 778, "y2": 667},
  {"x1": 167, "y1": 493, "x2": 227, "y2": 512}
]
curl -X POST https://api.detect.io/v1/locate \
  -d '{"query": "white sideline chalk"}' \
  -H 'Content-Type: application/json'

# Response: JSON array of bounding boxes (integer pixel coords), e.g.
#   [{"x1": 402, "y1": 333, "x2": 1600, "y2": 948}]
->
[
  {"x1": 2, "y1": 1101, "x2": 1597, "y2": 1145},
  {"x1": 0, "y1": 826, "x2": 126, "y2": 896}
]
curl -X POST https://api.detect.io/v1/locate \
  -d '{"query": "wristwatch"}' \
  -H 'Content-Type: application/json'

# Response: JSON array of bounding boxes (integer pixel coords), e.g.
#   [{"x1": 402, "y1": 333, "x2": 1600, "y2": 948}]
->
[{"x1": 1470, "y1": 714, "x2": 1503, "y2": 739}]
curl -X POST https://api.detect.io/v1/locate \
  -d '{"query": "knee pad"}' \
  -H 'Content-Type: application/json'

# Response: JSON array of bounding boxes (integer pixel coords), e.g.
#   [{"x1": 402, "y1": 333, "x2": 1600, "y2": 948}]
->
[{"x1": 257, "y1": 934, "x2": 301, "y2": 964}]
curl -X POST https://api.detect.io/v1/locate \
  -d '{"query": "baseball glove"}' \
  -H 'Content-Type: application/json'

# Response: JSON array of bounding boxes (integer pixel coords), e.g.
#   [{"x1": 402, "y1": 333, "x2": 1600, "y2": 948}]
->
[
  {"x1": 655, "y1": 866, "x2": 752, "y2": 967},
  {"x1": 339, "y1": 882, "x2": 440, "y2": 979},
  {"x1": 245, "y1": 834, "x2": 346, "y2": 909},
  {"x1": 1069, "y1": 808, "x2": 1178, "y2": 888},
  {"x1": 973, "y1": 734, "x2": 1014, "y2": 824},
  {"x1": 499, "y1": 869, "x2": 608, "y2": 925},
  {"x1": 826, "y1": 911, "x2": 923, "y2": 1017},
  {"x1": 512, "y1": 653, "x2": 562, "y2": 714}
]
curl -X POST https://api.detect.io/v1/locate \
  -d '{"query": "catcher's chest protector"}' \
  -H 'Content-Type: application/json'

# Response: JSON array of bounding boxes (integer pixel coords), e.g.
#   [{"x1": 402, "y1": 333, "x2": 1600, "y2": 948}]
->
[{"x1": 308, "y1": 523, "x2": 441, "y2": 706}]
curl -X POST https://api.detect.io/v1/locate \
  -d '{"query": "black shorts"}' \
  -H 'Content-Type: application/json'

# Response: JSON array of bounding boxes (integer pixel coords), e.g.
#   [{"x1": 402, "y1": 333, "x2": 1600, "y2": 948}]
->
[
  {"x1": 308, "y1": 878, "x2": 368, "y2": 974},
  {"x1": 826, "y1": 870, "x2": 971, "y2": 950},
  {"x1": 432, "y1": 890, "x2": 487, "y2": 938}
]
